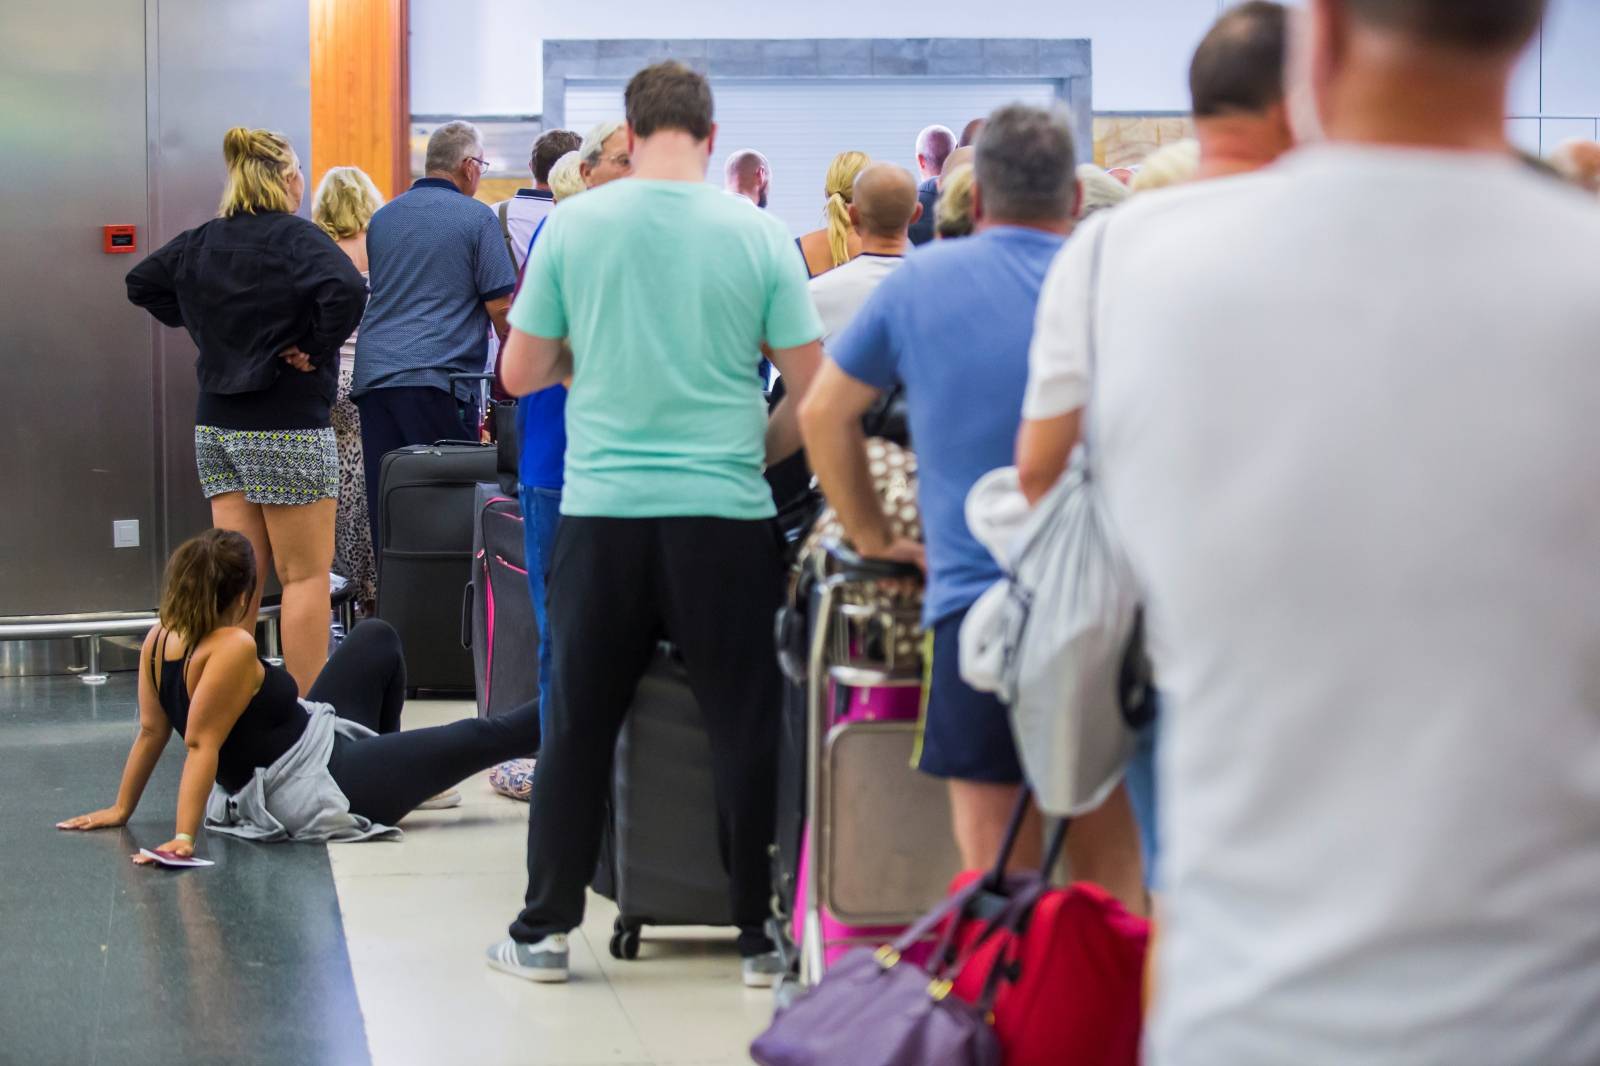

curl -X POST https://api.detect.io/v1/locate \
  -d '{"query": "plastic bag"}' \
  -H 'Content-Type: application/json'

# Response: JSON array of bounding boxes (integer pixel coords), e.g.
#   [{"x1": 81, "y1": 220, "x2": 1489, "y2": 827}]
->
[{"x1": 960, "y1": 451, "x2": 1145, "y2": 817}]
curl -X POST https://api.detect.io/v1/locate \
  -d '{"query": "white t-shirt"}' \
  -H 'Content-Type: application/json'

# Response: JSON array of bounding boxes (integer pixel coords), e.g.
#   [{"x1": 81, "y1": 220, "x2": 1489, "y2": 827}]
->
[
  {"x1": 491, "y1": 190, "x2": 557, "y2": 272},
  {"x1": 808, "y1": 252, "x2": 905, "y2": 346},
  {"x1": 1034, "y1": 145, "x2": 1600, "y2": 1066}
]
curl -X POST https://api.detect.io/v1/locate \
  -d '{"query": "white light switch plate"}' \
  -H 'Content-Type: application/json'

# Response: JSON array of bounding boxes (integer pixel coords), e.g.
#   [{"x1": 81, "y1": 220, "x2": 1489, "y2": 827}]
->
[{"x1": 113, "y1": 519, "x2": 140, "y2": 548}]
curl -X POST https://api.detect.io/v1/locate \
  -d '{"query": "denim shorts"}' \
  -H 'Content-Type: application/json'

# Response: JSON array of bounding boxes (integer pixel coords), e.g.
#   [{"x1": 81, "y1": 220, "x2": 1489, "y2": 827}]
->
[
  {"x1": 195, "y1": 425, "x2": 339, "y2": 506},
  {"x1": 912, "y1": 604, "x2": 1025, "y2": 784}
]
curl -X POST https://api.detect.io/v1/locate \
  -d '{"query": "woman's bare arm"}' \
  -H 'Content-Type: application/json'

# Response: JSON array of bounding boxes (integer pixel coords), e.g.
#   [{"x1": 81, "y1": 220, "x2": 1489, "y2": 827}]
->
[{"x1": 57, "y1": 627, "x2": 173, "y2": 831}]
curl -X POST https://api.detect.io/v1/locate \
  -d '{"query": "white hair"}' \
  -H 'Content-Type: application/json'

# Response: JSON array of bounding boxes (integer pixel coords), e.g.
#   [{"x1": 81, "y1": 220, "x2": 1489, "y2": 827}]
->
[
  {"x1": 548, "y1": 151, "x2": 585, "y2": 201},
  {"x1": 1076, "y1": 164, "x2": 1130, "y2": 220},
  {"x1": 424, "y1": 120, "x2": 483, "y2": 175},
  {"x1": 1130, "y1": 139, "x2": 1200, "y2": 195},
  {"x1": 915, "y1": 124, "x2": 956, "y2": 171},
  {"x1": 580, "y1": 119, "x2": 626, "y2": 166}
]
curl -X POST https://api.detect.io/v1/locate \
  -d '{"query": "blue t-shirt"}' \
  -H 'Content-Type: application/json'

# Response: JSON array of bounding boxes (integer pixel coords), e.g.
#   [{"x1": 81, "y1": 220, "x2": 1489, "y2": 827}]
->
[
  {"x1": 516, "y1": 217, "x2": 567, "y2": 490},
  {"x1": 829, "y1": 226, "x2": 1066, "y2": 625},
  {"x1": 353, "y1": 178, "x2": 518, "y2": 397}
]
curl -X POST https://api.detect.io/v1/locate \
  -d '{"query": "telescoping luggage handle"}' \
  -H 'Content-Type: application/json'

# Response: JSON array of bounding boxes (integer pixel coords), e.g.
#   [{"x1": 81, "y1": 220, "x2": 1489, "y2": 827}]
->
[{"x1": 449, "y1": 372, "x2": 499, "y2": 444}]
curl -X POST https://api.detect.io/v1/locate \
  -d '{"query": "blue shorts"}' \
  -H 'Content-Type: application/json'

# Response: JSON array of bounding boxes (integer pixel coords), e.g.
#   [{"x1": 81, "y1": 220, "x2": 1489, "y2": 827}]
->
[{"x1": 913, "y1": 605, "x2": 1024, "y2": 784}]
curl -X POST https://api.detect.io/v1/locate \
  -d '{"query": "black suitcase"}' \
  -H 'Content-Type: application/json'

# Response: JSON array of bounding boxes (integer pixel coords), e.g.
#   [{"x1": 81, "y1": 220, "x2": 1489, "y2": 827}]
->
[
  {"x1": 464, "y1": 483, "x2": 540, "y2": 719},
  {"x1": 593, "y1": 644, "x2": 735, "y2": 959},
  {"x1": 376, "y1": 442, "x2": 497, "y2": 694}
]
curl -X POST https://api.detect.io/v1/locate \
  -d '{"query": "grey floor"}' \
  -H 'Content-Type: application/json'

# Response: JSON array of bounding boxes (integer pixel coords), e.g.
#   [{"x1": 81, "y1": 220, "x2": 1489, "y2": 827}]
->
[{"x1": 0, "y1": 673, "x2": 370, "y2": 1066}]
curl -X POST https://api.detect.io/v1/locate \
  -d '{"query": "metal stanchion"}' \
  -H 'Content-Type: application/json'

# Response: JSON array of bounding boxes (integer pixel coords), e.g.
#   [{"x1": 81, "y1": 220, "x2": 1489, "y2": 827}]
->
[{"x1": 81, "y1": 633, "x2": 108, "y2": 686}]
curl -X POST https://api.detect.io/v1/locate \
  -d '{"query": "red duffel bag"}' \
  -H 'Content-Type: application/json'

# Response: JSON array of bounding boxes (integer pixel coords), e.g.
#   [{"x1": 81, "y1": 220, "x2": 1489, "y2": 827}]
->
[{"x1": 938, "y1": 794, "x2": 1150, "y2": 1066}]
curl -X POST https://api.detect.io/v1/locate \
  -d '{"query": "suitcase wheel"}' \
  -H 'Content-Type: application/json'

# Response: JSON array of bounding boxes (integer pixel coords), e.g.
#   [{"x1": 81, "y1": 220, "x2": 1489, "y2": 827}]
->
[{"x1": 609, "y1": 917, "x2": 642, "y2": 961}]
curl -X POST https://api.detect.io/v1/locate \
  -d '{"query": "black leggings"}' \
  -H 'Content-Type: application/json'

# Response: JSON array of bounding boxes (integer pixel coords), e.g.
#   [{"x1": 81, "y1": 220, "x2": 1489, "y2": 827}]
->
[{"x1": 312, "y1": 620, "x2": 540, "y2": 826}]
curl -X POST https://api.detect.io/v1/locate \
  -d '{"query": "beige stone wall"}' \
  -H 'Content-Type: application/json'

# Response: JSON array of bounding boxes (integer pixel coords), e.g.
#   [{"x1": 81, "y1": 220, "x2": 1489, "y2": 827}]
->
[{"x1": 1093, "y1": 115, "x2": 1196, "y2": 169}]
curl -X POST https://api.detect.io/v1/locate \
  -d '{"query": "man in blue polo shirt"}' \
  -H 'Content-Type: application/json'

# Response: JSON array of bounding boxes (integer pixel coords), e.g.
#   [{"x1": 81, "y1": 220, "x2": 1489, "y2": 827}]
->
[
  {"x1": 799, "y1": 105, "x2": 1145, "y2": 909},
  {"x1": 353, "y1": 120, "x2": 519, "y2": 547}
]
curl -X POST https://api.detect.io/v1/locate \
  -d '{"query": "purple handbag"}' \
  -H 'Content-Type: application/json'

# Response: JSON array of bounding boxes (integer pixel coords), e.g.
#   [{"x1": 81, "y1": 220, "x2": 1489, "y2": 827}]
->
[
  {"x1": 752, "y1": 790, "x2": 1072, "y2": 1066},
  {"x1": 751, "y1": 877, "x2": 1001, "y2": 1066}
]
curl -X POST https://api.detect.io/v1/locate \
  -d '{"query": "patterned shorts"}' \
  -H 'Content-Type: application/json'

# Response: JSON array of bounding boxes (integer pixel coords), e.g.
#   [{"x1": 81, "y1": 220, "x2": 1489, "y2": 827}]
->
[{"x1": 195, "y1": 425, "x2": 340, "y2": 506}]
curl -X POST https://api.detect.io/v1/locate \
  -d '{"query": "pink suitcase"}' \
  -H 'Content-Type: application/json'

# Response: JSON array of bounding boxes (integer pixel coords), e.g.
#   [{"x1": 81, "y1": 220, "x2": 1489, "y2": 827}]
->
[{"x1": 794, "y1": 681, "x2": 951, "y2": 970}]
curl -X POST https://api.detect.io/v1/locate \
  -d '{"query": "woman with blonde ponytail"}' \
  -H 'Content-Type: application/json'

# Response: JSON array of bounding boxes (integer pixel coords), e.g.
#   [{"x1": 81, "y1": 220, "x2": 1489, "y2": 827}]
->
[
  {"x1": 795, "y1": 150, "x2": 870, "y2": 278},
  {"x1": 59, "y1": 532, "x2": 540, "y2": 855},
  {"x1": 127, "y1": 128, "x2": 368, "y2": 694}
]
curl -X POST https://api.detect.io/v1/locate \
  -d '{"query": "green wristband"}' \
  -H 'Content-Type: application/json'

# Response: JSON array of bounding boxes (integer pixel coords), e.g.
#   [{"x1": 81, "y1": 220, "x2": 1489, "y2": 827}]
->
[{"x1": 174, "y1": 832, "x2": 195, "y2": 844}]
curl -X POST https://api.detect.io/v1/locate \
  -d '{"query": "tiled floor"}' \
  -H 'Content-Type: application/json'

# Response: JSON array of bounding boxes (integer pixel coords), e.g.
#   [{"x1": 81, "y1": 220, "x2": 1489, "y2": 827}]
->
[
  {"x1": 6, "y1": 674, "x2": 770, "y2": 1066},
  {"x1": 331, "y1": 700, "x2": 772, "y2": 1066},
  {"x1": 3, "y1": 673, "x2": 370, "y2": 1066}
]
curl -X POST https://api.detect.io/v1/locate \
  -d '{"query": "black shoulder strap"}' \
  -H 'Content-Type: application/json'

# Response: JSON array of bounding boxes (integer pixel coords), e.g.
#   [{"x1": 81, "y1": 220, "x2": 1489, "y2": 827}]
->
[{"x1": 497, "y1": 200, "x2": 517, "y2": 269}]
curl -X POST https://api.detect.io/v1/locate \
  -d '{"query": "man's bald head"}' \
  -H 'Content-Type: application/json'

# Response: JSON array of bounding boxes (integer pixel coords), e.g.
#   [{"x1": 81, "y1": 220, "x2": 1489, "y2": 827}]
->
[
  {"x1": 724, "y1": 149, "x2": 771, "y2": 206},
  {"x1": 851, "y1": 163, "x2": 920, "y2": 239}
]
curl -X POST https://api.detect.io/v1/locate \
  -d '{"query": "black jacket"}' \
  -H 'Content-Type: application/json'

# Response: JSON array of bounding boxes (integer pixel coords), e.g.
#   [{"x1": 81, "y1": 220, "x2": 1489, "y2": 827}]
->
[
  {"x1": 908, "y1": 177, "x2": 940, "y2": 247},
  {"x1": 126, "y1": 210, "x2": 367, "y2": 396}
]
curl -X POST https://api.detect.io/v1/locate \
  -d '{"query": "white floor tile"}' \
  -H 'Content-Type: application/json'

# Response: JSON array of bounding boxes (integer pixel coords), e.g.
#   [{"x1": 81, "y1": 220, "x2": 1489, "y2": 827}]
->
[{"x1": 331, "y1": 698, "x2": 770, "y2": 1066}]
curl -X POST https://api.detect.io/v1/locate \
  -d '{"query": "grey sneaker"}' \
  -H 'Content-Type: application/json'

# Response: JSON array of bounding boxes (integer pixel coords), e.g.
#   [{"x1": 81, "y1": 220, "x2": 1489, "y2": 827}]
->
[
  {"x1": 486, "y1": 934, "x2": 569, "y2": 983},
  {"x1": 741, "y1": 950, "x2": 785, "y2": 989}
]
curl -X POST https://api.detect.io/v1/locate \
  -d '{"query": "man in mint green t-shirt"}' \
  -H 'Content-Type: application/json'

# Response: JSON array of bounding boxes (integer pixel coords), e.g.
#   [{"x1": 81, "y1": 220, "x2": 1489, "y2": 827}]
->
[{"x1": 487, "y1": 61, "x2": 823, "y2": 988}]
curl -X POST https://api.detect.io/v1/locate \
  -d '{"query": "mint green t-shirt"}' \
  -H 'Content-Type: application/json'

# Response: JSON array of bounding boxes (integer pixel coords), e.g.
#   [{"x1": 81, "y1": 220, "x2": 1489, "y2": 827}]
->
[{"x1": 509, "y1": 180, "x2": 823, "y2": 519}]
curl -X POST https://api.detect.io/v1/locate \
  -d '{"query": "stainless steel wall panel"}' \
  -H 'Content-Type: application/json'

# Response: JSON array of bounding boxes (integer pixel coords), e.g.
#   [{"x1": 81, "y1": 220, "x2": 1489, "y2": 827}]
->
[
  {"x1": 0, "y1": 1, "x2": 157, "y2": 615},
  {"x1": 0, "y1": 0, "x2": 310, "y2": 617}
]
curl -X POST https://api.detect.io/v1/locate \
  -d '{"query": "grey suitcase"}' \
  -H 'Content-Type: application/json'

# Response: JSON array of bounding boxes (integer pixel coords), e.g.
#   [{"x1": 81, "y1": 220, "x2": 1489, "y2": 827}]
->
[
  {"x1": 464, "y1": 483, "x2": 540, "y2": 720},
  {"x1": 593, "y1": 644, "x2": 735, "y2": 959}
]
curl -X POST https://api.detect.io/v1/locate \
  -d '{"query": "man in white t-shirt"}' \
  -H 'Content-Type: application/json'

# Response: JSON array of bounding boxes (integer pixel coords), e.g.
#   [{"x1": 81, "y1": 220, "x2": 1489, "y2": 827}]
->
[
  {"x1": 1021, "y1": 0, "x2": 1600, "y2": 1063},
  {"x1": 491, "y1": 128, "x2": 581, "y2": 272},
  {"x1": 809, "y1": 163, "x2": 921, "y2": 345}
]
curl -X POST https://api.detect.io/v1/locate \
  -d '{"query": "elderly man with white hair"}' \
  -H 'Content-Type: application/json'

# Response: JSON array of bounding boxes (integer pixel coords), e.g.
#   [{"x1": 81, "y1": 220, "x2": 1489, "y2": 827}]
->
[
  {"x1": 577, "y1": 118, "x2": 632, "y2": 189},
  {"x1": 908, "y1": 123, "x2": 955, "y2": 245},
  {"x1": 352, "y1": 120, "x2": 519, "y2": 551}
]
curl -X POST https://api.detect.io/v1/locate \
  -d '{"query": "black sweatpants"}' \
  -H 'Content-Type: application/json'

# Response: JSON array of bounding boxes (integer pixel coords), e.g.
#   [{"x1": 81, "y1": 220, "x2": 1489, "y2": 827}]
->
[
  {"x1": 508, "y1": 516, "x2": 785, "y2": 956},
  {"x1": 354, "y1": 385, "x2": 472, "y2": 552},
  {"x1": 316, "y1": 619, "x2": 539, "y2": 826}
]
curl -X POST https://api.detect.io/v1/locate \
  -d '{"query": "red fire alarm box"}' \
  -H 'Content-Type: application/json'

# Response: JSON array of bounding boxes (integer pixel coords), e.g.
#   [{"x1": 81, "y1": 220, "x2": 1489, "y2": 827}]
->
[{"x1": 103, "y1": 225, "x2": 137, "y2": 254}]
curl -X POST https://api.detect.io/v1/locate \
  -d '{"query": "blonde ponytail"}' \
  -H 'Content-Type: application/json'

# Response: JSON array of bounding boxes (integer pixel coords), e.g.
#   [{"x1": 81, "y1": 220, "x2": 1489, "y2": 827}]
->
[
  {"x1": 219, "y1": 127, "x2": 298, "y2": 218},
  {"x1": 821, "y1": 150, "x2": 870, "y2": 269}
]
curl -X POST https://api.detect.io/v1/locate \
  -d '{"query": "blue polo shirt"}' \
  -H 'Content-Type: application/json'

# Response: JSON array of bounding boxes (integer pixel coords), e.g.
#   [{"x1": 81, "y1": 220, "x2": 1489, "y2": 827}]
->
[
  {"x1": 353, "y1": 178, "x2": 518, "y2": 397},
  {"x1": 828, "y1": 226, "x2": 1066, "y2": 625}
]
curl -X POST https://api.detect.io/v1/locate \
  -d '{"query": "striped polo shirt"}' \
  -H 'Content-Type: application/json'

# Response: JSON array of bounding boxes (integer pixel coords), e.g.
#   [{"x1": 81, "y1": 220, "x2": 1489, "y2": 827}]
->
[{"x1": 353, "y1": 178, "x2": 518, "y2": 398}]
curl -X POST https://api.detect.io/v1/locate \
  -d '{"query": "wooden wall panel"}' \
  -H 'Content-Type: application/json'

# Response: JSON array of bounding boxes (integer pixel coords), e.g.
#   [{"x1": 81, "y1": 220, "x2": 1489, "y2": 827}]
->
[{"x1": 310, "y1": 0, "x2": 409, "y2": 198}]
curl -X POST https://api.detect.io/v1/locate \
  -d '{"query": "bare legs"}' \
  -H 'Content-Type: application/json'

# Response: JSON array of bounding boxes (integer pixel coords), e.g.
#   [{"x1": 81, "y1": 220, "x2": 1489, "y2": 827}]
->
[
  {"x1": 948, "y1": 779, "x2": 1148, "y2": 917},
  {"x1": 210, "y1": 492, "x2": 272, "y2": 630},
  {"x1": 949, "y1": 779, "x2": 1042, "y2": 871},
  {"x1": 263, "y1": 498, "x2": 337, "y2": 694}
]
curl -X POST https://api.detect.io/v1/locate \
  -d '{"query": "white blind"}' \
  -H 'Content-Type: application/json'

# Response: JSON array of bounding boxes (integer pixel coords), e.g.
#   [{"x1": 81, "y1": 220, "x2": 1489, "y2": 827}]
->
[{"x1": 564, "y1": 77, "x2": 1060, "y2": 236}]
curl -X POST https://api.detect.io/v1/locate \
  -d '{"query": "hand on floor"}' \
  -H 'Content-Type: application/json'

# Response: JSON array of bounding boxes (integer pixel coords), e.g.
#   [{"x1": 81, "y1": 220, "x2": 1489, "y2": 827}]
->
[
  {"x1": 132, "y1": 837, "x2": 195, "y2": 863},
  {"x1": 56, "y1": 806, "x2": 129, "y2": 831}
]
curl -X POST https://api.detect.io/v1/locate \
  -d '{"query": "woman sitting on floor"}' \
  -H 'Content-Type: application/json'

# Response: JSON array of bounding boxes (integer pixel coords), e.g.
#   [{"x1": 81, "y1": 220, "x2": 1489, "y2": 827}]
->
[{"x1": 58, "y1": 529, "x2": 539, "y2": 855}]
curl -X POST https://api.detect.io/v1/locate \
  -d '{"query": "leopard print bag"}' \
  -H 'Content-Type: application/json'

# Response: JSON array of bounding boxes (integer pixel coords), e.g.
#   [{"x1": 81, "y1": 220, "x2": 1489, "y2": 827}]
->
[{"x1": 794, "y1": 438, "x2": 925, "y2": 672}]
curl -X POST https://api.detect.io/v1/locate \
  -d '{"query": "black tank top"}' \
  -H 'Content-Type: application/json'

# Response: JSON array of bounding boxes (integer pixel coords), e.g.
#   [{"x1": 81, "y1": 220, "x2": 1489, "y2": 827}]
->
[{"x1": 151, "y1": 629, "x2": 311, "y2": 793}]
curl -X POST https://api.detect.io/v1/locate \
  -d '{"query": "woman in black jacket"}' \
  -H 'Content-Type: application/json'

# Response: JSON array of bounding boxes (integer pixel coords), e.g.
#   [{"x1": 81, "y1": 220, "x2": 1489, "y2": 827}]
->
[{"x1": 127, "y1": 127, "x2": 367, "y2": 693}]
